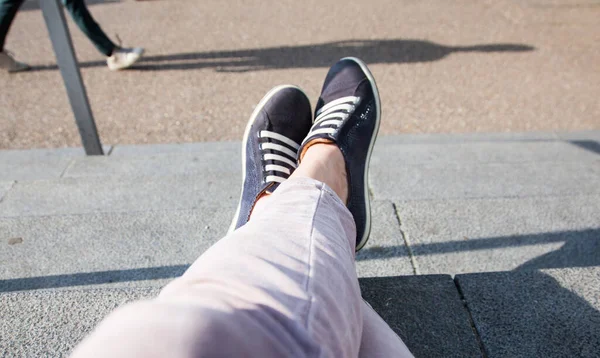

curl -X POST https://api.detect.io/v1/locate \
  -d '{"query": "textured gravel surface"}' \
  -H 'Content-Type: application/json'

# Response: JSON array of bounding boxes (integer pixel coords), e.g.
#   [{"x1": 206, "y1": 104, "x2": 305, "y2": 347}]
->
[{"x1": 1, "y1": 0, "x2": 599, "y2": 149}]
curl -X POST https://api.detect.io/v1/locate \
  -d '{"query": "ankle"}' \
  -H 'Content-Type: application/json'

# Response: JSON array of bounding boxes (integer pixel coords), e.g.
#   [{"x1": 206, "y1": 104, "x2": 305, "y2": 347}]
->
[{"x1": 292, "y1": 143, "x2": 348, "y2": 203}]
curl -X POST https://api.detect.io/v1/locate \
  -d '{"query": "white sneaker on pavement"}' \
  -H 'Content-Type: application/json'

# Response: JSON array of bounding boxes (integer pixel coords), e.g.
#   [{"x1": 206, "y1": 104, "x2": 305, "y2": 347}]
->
[
  {"x1": 106, "y1": 47, "x2": 144, "y2": 71},
  {"x1": 0, "y1": 51, "x2": 30, "y2": 73}
]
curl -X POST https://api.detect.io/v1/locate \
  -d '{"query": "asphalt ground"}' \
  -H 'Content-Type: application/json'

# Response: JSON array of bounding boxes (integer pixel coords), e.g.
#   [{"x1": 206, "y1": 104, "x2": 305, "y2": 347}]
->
[{"x1": 1, "y1": 0, "x2": 599, "y2": 149}]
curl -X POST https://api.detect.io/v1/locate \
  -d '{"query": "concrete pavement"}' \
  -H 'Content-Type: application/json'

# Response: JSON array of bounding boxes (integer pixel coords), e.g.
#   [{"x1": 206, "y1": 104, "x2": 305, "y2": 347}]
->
[
  {"x1": 1, "y1": 131, "x2": 599, "y2": 356},
  {"x1": 1, "y1": 0, "x2": 599, "y2": 149}
]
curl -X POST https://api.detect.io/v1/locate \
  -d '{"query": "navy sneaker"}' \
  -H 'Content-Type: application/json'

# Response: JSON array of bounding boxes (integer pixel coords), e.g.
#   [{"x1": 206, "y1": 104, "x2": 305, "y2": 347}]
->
[
  {"x1": 229, "y1": 85, "x2": 313, "y2": 232},
  {"x1": 297, "y1": 57, "x2": 381, "y2": 251}
]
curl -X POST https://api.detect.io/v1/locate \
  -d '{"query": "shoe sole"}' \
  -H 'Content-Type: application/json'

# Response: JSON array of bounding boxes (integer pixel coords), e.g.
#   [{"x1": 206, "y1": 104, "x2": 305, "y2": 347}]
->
[
  {"x1": 228, "y1": 84, "x2": 310, "y2": 233},
  {"x1": 107, "y1": 48, "x2": 145, "y2": 71},
  {"x1": 340, "y1": 57, "x2": 382, "y2": 252}
]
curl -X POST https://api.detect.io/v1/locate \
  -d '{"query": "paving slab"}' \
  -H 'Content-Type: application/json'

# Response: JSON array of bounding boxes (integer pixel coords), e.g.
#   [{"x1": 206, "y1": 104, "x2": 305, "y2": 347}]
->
[
  {"x1": 375, "y1": 132, "x2": 558, "y2": 145},
  {"x1": 0, "y1": 287, "x2": 160, "y2": 357},
  {"x1": 0, "y1": 207, "x2": 232, "y2": 291},
  {"x1": 0, "y1": 275, "x2": 478, "y2": 357},
  {"x1": 360, "y1": 275, "x2": 481, "y2": 358},
  {"x1": 0, "y1": 200, "x2": 408, "y2": 291},
  {"x1": 371, "y1": 139, "x2": 599, "y2": 165},
  {"x1": 0, "y1": 146, "x2": 109, "y2": 181},
  {"x1": 0, "y1": 173, "x2": 240, "y2": 217},
  {"x1": 70, "y1": 137, "x2": 600, "y2": 179},
  {"x1": 455, "y1": 268, "x2": 600, "y2": 358},
  {"x1": 110, "y1": 141, "x2": 239, "y2": 157},
  {"x1": 0, "y1": 181, "x2": 13, "y2": 202},
  {"x1": 556, "y1": 130, "x2": 600, "y2": 142},
  {"x1": 371, "y1": 160, "x2": 600, "y2": 201},
  {"x1": 395, "y1": 194, "x2": 600, "y2": 275},
  {"x1": 355, "y1": 201, "x2": 413, "y2": 277},
  {"x1": 65, "y1": 147, "x2": 239, "y2": 178}
]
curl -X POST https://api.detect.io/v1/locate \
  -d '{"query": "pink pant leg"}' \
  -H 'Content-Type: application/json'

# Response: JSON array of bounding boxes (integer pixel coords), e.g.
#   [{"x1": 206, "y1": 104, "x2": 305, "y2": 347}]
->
[{"x1": 71, "y1": 178, "x2": 412, "y2": 358}]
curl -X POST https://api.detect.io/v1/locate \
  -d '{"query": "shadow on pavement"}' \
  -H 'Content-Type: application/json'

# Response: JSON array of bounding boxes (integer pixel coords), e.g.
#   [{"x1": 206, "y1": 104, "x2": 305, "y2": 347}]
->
[
  {"x1": 569, "y1": 140, "x2": 600, "y2": 156},
  {"x1": 2, "y1": 228, "x2": 597, "y2": 292},
  {"x1": 361, "y1": 275, "x2": 482, "y2": 358},
  {"x1": 357, "y1": 228, "x2": 600, "y2": 270},
  {"x1": 0, "y1": 264, "x2": 188, "y2": 292},
  {"x1": 27, "y1": 39, "x2": 535, "y2": 72},
  {"x1": 19, "y1": 0, "x2": 120, "y2": 11},
  {"x1": 455, "y1": 270, "x2": 600, "y2": 357}
]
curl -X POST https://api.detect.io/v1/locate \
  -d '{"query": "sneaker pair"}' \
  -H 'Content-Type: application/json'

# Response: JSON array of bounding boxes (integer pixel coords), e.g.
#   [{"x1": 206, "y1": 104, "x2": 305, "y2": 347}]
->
[
  {"x1": 1, "y1": 46, "x2": 143, "y2": 73},
  {"x1": 229, "y1": 57, "x2": 381, "y2": 252}
]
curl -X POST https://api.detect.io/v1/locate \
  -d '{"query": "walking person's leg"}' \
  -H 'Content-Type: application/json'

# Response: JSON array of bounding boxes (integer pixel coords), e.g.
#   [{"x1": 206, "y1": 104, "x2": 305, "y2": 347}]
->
[
  {"x1": 0, "y1": 0, "x2": 29, "y2": 72},
  {"x1": 61, "y1": 0, "x2": 144, "y2": 70},
  {"x1": 0, "y1": 0, "x2": 23, "y2": 51},
  {"x1": 61, "y1": 0, "x2": 115, "y2": 56}
]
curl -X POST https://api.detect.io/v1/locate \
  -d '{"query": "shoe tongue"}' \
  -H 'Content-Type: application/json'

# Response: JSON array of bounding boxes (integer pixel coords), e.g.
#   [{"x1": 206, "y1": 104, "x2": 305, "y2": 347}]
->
[
  {"x1": 318, "y1": 60, "x2": 367, "y2": 109},
  {"x1": 266, "y1": 113, "x2": 307, "y2": 145},
  {"x1": 259, "y1": 87, "x2": 312, "y2": 148}
]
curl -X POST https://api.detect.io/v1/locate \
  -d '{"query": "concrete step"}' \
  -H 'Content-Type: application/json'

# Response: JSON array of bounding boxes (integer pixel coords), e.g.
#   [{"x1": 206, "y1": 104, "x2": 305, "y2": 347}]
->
[
  {"x1": 2, "y1": 134, "x2": 600, "y2": 218},
  {"x1": 455, "y1": 267, "x2": 600, "y2": 358},
  {"x1": 0, "y1": 173, "x2": 240, "y2": 217},
  {"x1": 0, "y1": 146, "x2": 111, "y2": 182},
  {"x1": 1, "y1": 132, "x2": 599, "y2": 357},
  {"x1": 1, "y1": 132, "x2": 598, "y2": 275},
  {"x1": 397, "y1": 193, "x2": 600, "y2": 274},
  {"x1": 0, "y1": 275, "x2": 482, "y2": 358},
  {"x1": 0, "y1": 201, "x2": 412, "y2": 291},
  {"x1": 2, "y1": 268, "x2": 598, "y2": 358}
]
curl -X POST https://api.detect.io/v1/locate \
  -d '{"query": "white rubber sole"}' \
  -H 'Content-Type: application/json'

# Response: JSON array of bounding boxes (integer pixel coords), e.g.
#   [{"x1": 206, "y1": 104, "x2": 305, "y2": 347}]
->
[
  {"x1": 340, "y1": 57, "x2": 382, "y2": 252},
  {"x1": 107, "y1": 48, "x2": 145, "y2": 71},
  {"x1": 228, "y1": 84, "x2": 309, "y2": 233}
]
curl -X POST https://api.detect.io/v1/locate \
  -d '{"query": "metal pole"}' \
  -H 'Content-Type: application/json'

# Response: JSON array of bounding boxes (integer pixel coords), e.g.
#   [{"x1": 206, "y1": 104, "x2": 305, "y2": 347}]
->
[{"x1": 40, "y1": 0, "x2": 103, "y2": 155}]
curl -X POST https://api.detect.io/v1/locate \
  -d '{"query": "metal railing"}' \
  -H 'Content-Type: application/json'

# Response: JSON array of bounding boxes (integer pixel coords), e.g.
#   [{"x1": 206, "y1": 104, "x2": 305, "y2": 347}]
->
[{"x1": 40, "y1": 0, "x2": 103, "y2": 155}]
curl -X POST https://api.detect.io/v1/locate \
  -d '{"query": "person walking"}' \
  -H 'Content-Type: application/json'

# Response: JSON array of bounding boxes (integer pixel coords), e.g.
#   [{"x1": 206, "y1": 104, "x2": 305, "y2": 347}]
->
[
  {"x1": 70, "y1": 57, "x2": 414, "y2": 357},
  {"x1": 0, "y1": 0, "x2": 143, "y2": 73}
]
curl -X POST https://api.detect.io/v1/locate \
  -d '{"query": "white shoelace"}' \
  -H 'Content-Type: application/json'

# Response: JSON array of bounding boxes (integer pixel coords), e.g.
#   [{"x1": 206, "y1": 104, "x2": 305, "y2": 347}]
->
[
  {"x1": 259, "y1": 130, "x2": 300, "y2": 184},
  {"x1": 301, "y1": 96, "x2": 361, "y2": 146}
]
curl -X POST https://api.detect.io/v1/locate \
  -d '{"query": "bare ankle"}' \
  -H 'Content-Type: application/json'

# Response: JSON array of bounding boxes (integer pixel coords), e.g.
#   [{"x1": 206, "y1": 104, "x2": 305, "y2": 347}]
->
[{"x1": 291, "y1": 143, "x2": 348, "y2": 203}]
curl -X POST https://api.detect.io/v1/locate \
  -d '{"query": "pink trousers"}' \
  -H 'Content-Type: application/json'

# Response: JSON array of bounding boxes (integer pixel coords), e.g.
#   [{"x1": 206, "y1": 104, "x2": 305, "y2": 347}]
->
[{"x1": 71, "y1": 178, "x2": 413, "y2": 357}]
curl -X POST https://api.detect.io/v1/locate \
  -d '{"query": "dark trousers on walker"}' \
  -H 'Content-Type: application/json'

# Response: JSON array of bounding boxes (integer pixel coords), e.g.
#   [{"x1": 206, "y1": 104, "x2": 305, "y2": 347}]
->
[{"x1": 0, "y1": 0, "x2": 116, "y2": 56}]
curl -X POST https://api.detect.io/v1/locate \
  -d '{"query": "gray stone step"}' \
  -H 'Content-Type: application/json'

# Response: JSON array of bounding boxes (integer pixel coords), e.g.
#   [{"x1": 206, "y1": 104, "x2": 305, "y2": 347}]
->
[
  {"x1": 5, "y1": 269, "x2": 598, "y2": 358},
  {"x1": 455, "y1": 267, "x2": 600, "y2": 358},
  {"x1": 0, "y1": 275, "x2": 481, "y2": 358},
  {"x1": 0, "y1": 181, "x2": 12, "y2": 202},
  {"x1": 0, "y1": 146, "x2": 111, "y2": 181},
  {"x1": 1, "y1": 132, "x2": 599, "y2": 358},
  {"x1": 2, "y1": 131, "x2": 598, "y2": 183},
  {"x1": 0, "y1": 174, "x2": 240, "y2": 218},
  {"x1": 396, "y1": 194, "x2": 600, "y2": 275},
  {"x1": 5, "y1": 157, "x2": 598, "y2": 219},
  {"x1": 371, "y1": 133, "x2": 600, "y2": 201},
  {"x1": 373, "y1": 139, "x2": 600, "y2": 164},
  {"x1": 0, "y1": 201, "x2": 412, "y2": 291},
  {"x1": 370, "y1": 160, "x2": 600, "y2": 201},
  {"x1": 65, "y1": 135, "x2": 600, "y2": 179},
  {"x1": 65, "y1": 142, "x2": 240, "y2": 178},
  {"x1": 110, "y1": 141, "x2": 239, "y2": 157},
  {"x1": 2, "y1": 134, "x2": 600, "y2": 218}
]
